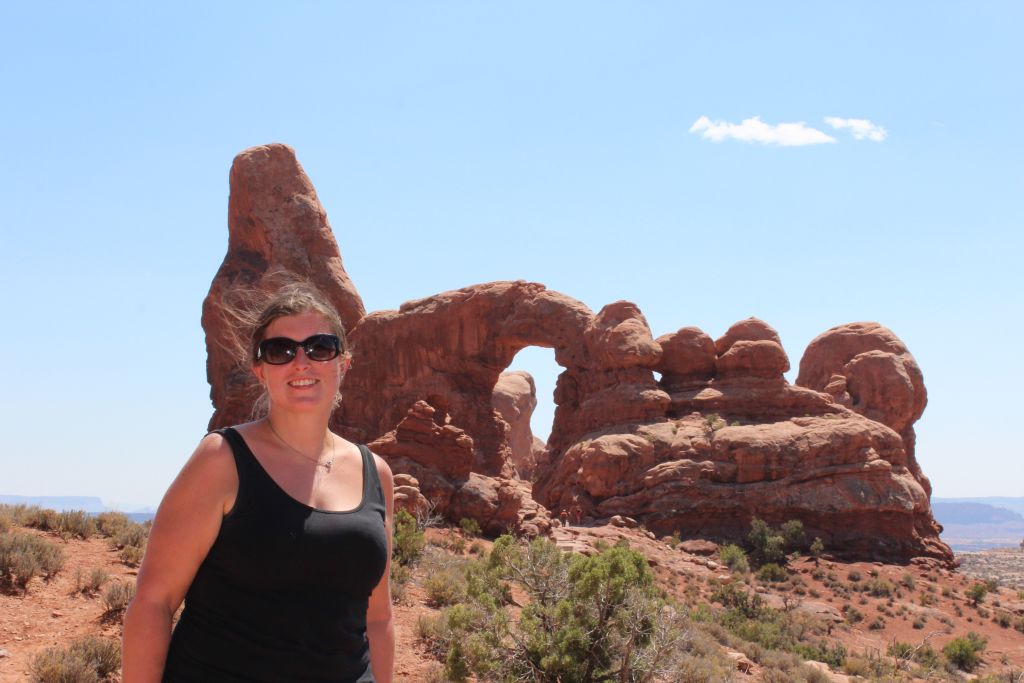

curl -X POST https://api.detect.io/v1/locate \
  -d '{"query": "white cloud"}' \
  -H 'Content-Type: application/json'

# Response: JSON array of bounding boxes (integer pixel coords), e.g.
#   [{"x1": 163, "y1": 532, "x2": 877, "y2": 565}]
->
[
  {"x1": 824, "y1": 116, "x2": 888, "y2": 141},
  {"x1": 689, "y1": 115, "x2": 836, "y2": 146}
]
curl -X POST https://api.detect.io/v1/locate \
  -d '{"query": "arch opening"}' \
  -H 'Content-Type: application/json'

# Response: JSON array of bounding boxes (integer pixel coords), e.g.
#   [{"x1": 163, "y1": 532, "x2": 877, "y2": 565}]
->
[{"x1": 491, "y1": 345, "x2": 561, "y2": 481}]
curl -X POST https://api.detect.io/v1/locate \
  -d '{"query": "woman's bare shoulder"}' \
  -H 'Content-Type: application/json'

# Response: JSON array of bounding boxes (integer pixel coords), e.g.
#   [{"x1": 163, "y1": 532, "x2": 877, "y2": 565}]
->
[
  {"x1": 174, "y1": 430, "x2": 238, "y2": 497},
  {"x1": 368, "y1": 449, "x2": 393, "y2": 485}
]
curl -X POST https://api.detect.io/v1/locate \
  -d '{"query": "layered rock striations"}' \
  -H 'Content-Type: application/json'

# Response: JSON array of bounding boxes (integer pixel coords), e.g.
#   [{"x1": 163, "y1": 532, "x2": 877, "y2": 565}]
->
[{"x1": 202, "y1": 144, "x2": 952, "y2": 562}]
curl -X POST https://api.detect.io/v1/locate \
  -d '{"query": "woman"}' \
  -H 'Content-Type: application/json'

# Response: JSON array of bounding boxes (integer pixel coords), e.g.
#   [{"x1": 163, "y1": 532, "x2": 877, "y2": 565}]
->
[{"x1": 124, "y1": 283, "x2": 395, "y2": 682}]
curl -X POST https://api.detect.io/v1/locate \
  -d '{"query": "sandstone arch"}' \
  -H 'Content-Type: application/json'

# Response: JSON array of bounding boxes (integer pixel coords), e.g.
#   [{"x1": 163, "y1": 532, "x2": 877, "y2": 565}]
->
[{"x1": 202, "y1": 143, "x2": 952, "y2": 562}]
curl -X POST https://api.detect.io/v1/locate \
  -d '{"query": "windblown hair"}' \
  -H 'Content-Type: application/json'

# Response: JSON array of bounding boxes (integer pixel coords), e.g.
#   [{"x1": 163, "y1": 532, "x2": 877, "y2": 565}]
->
[
  {"x1": 249, "y1": 282, "x2": 350, "y2": 362},
  {"x1": 216, "y1": 273, "x2": 349, "y2": 418}
]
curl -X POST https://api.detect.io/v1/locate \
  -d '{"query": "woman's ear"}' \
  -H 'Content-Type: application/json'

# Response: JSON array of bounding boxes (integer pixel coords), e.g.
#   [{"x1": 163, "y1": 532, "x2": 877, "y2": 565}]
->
[{"x1": 252, "y1": 362, "x2": 265, "y2": 386}]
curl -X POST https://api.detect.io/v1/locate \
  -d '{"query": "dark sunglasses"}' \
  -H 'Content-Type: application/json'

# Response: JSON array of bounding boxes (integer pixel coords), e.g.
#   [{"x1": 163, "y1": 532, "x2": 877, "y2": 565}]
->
[{"x1": 255, "y1": 334, "x2": 342, "y2": 365}]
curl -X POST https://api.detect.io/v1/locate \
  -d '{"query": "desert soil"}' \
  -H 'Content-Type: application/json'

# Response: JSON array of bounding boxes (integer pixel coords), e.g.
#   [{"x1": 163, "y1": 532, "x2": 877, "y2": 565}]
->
[{"x1": 3, "y1": 527, "x2": 1024, "y2": 682}]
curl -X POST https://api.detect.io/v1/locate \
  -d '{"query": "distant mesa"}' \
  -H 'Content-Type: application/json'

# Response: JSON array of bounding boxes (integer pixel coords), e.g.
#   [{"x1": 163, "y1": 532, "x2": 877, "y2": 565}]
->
[
  {"x1": 931, "y1": 500, "x2": 1024, "y2": 553},
  {"x1": 202, "y1": 143, "x2": 953, "y2": 564},
  {"x1": 932, "y1": 502, "x2": 1023, "y2": 526}
]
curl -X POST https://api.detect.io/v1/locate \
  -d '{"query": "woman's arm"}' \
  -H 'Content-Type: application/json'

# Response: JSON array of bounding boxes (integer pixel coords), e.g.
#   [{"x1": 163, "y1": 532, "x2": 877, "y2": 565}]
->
[
  {"x1": 366, "y1": 454, "x2": 395, "y2": 683},
  {"x1": 122, "y1": 433, "x2": 237, "y2": 683}
]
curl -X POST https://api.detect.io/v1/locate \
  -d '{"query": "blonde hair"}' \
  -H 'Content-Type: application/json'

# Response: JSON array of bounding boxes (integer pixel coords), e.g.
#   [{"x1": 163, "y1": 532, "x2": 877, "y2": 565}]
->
[
  {"x1": 249, "y1": 282, "x2": 350, "y2": 362},
  {"x1": 218, "y1": 274, "x2": 349, "y2": 419}
]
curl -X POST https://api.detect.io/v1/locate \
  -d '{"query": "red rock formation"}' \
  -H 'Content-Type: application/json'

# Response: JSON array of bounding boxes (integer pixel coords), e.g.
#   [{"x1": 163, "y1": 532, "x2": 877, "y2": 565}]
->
[
  {"x1": 392, "y1": 473, "x2": 430, "y2": 517},
  {"x1": 492, "y1": 371, "x2": 543, "y2": 479},
  {"x1": 797, "y1": 322, "x2": 926, "y2": 434},
  {"x1": 367, "y1": 400, "x2": 552, "y2": 536},
  {"x1": 337, "y1": 281, "x2": 594, "y2": 477},
  {"x1": 534, "y1": 317, "x2": 951, "y2": 564},
  {"x1": 796, "y1": 322, "x2": 930, "y2": 494},
  {"x1": 655, "y1": 327, "x2": 716, "y2": 390},
  {"x1": 202, "y1": 145, "x2": 951, "y2": 563},
  {"x1": 202, "y1": 143, "x2": 365, "y2": 429},
  {"x1": 714, "y1": 318, "x2": 790, "y2": 379},
  {"x1": 548, "y1": 302, "x2": 670, "y2": 456}
]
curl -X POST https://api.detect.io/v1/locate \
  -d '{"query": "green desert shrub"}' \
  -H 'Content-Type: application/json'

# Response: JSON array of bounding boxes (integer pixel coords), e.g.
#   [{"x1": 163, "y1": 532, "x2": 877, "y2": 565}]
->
[
  {"x1": 458, "y1": 517, "x2": 482, "y2": 538},
  {"x1": 56, "y1": 510, "x2": 96, "y2": 539},
  {"x1": 424, "y1": 564, "x2": 468, "y2": 607},
  {"x1": 779, "y1": 520, "x2": 806, "y2": 551},
  {"x1": 22, "y1": 506, "x2": 60, "y2": 532},
  {"x1": 30, "y1": 649, "x2": 98, "y2": 683},
  {"x1": 75, "y1": 567, "x2": 110, "y2": 595},
  {"x1": 808, "y1": 536, "x2": 824, "y2": 562},
  {"x1": 747, "y1": 518, "x2": 786, "y2": 566},
  {"x1": 756, "y1": 562, "x2": 788, "y2": 583},
  {"x1": 110, "y1": 522, "x2": 148, "y2": 550},
  {"x1": 719, "y1": 543, "x2": 749, "y2": 573},
  {"x1": 94, "y1": 511, "x2": 131, "y2": 538},
  {"x1": 30, "y1": 635, "x2": 120, "y2": 683},
  {"x1": 914, "y1": 643, "x2": 942, "y2": 669},
  {"x1": 0, "y1": 531, "x2": 65, "y2": 590},
  {"x1": 746, "y1": 517, "x2": 808, "y2": 566},
  {"x1": 392, "y1": 510, "x2": 425, "y2": 566},
  {"x1": 866, "y1": 578, "x2": 895, "y2": 597},
  {"x1": 967, "y1": 582, "x2": 988, "y2": 605},
  {"x1": 843, "y1": 605, "x2": 863, "y2": 624},
  {"x1": 432, "y1": 536, "x2": 725, "y2": 682},
  {"x1": 101, "y1": 580, "x2": 135, "y2": 616},
  {"x1": 389, "y1": 563, "x2": 411, "y2": 605},
  {"x1": 943, "y1": 631, "x2": 986, "y2": 671},
  {"x1": 842, "y1": 655, "x2": 884, "y2": 678},
  {"x1": 702, "y1": 413, "x2": 726, "y2": 433},
  {"x1": 120, "y1": 544, "x2": 145, "y2": 567}
]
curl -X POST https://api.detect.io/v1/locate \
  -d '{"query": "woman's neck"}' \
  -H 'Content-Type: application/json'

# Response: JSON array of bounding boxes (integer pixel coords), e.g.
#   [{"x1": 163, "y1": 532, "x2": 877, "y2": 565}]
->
[{"x1": 264, "y1": 409, "x2": 332, "y2": 457}]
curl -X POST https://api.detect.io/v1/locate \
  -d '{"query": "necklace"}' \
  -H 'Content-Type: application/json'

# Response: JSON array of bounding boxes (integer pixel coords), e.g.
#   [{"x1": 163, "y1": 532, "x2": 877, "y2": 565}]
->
[{"x1": 266, "y1": 419, "x2": 335, "y2": 473}]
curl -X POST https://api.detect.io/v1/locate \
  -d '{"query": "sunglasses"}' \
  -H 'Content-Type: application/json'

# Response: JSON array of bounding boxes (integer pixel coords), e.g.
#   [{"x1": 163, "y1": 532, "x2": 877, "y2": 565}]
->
[{"x1": 255, "y1": 334, "x2": 342, "y2": 365}]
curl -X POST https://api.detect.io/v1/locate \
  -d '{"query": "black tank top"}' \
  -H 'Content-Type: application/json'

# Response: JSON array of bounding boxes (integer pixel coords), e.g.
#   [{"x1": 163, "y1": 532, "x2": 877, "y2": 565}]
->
[{"x1": 163, "y1": 427, "x2": 388, "y2": 683}]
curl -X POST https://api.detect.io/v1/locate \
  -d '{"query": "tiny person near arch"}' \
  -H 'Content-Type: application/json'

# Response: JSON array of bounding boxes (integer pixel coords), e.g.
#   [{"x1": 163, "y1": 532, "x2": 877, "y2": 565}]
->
[{"x1": 123, "y1": 282, "x2": 395, "y2": 682}]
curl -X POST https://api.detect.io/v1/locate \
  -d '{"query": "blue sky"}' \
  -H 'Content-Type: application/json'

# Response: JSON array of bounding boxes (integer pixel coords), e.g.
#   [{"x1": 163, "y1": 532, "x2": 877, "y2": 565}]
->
[{"x1": 1, "y1": 2, "x2": 1020, "y2": 508}]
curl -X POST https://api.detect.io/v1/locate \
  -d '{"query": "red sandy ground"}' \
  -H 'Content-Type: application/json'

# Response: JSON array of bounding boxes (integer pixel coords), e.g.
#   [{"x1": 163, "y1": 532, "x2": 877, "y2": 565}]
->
[{"x1": 2, "y1": 526, "x2": 1023, "y2": 682}]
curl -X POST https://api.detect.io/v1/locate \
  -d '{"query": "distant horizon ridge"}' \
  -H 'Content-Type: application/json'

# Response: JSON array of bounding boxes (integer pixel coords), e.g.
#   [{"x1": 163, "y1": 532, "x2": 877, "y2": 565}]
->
[{"x1": 0, "y1": 494, "x2": 155, "y2": 514}]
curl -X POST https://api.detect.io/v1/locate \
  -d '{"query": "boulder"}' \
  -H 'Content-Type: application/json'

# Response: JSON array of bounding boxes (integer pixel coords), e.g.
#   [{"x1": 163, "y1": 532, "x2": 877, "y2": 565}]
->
[
  {"x1": 583, "y1": 301, "x2": 662, "y2": 369},
  {"x1": 797, "y1": 321, "x2": 930, "y2": 493},
  {"x1": 392, "y1": 473, "x2": 430, "y2": 517},
  {"x1": 654, "y1": 326, "x2": 716, "y2": 389},
  {"x1": 714, "y1": 318, "x2": 790, "y2": 378},
  {"x1": 678, "y1": 539, "x2": 719, "y2": 556},
  {"x1": 797, "y1": 322, "x2": 926, "y2": 435}
]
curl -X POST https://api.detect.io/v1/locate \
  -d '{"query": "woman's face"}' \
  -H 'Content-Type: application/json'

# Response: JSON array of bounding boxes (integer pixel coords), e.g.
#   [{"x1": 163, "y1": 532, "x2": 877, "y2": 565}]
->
[{"x1": 252, "y1": 312, "x2": 348, "y2": 414}]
